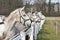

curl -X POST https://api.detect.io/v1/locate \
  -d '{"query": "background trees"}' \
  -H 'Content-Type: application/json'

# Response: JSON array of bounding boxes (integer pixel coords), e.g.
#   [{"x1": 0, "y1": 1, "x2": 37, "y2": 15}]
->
[{"x1": 0, "y1": 0, "x2": 60, "y2": 16}]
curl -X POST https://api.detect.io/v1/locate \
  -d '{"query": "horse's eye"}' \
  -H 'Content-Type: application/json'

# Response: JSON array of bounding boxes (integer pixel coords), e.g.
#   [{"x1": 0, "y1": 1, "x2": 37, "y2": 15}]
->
[{"x1": 23, "y1": 15, "x2": 26, "y2": 16}]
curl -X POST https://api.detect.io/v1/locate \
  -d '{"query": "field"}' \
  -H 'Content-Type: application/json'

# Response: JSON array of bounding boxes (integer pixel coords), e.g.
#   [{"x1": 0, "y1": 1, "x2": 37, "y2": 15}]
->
[{"x1": 37, "y1": 20, "x2": 60, "y2": 40}]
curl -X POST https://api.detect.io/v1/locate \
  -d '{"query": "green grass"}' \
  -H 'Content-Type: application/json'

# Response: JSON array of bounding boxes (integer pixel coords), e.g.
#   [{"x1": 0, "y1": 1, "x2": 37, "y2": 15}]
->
[
  {"x1": 37, "y1": 20, "x2": 60, "y2": 40},
  {"x1": 57, "y1": 21, "x2": 60, "y2": 24}
]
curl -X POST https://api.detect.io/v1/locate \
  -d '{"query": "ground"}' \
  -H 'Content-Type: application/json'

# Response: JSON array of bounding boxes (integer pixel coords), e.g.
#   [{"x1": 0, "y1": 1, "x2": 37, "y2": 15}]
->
[{"x1": 37, "y1": 17, "x2": 60, "y2": 40}]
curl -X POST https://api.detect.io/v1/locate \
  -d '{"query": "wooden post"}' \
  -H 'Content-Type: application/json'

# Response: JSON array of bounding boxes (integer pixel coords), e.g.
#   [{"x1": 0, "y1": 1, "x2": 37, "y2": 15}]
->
[{"x1": 56, "y1": 21, "x2": 58, "y2": 35}]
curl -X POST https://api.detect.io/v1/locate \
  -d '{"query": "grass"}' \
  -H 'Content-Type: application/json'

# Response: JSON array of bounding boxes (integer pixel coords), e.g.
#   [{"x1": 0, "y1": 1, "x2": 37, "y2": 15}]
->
[
  {"x1": 57, "y1": 21, "x2": 60, "y2": 24},
  {"x1": 37, "y1": 20, "x2": 60, "y2": 40}
]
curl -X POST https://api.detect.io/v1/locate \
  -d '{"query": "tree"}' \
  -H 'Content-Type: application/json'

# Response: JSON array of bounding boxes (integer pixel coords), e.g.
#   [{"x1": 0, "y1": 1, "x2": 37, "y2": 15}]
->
[
  {"x1": 58, "y1": 0, "x2": 59, "y2": 13},
  {"x1": 48, "y1": 0, "x2": 51, "y2": 15}
]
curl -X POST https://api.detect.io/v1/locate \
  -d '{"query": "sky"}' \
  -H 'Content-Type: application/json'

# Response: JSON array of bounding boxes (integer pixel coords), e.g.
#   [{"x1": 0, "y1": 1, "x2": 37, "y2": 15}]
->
[
  {"x1": 46, "y1": 0, "x2": 60, "y2": 3},
  {"x1": 23, "y1": 0, "x2": 60, "y2": 5}
]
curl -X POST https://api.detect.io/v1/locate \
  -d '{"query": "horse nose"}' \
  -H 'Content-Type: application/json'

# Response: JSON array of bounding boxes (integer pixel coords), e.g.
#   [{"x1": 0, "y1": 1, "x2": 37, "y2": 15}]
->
[
  {"x1": 3, "y1": 32, "x2": 7, "y2": 39},
  {"x1": 0, "y1": 32, "x2": 7, "y2": 40}
]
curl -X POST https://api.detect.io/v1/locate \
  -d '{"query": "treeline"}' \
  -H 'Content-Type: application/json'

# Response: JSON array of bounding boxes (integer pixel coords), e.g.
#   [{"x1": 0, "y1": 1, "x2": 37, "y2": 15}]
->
[
  {"x1": 0, "y1": 0, "x2": 60, "y2": 16},
  {"x1": 24, "y1": 0, "x2": 60, "y2": 16},
  {"x1": 0, "y1": 0, "x2": 23, "y2": 15}
]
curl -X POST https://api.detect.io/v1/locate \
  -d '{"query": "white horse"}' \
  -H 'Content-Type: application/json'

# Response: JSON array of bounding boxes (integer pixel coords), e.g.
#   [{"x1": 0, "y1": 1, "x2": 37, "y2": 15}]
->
[
  {"x1": 3, "y1": 6, "x2": 31, "y2": 40},
  {"x1": 0, "y1": 7, "x2": 25, "y2": 40}
]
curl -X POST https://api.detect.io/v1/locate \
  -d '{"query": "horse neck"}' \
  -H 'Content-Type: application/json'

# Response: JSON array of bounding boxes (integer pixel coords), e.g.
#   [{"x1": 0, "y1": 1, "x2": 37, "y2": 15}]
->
[{"x1": 4, "y1": 9, "x2": 21, "y2": 29}]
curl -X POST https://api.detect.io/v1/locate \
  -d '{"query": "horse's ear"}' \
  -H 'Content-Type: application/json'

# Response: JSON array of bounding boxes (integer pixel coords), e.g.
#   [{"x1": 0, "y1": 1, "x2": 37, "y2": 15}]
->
[
  {"x1": 22, "y1": 6, "x2": 25, "y2": 10},
  {"x1": 20, "y1": 6, "x2": 25, "y2": 11}
]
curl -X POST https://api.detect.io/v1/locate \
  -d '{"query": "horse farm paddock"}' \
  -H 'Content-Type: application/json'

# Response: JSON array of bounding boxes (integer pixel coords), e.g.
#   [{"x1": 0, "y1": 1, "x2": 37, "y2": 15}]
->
[{"x1": 37, "y1": 20, "x2": 60, "y2": 40}]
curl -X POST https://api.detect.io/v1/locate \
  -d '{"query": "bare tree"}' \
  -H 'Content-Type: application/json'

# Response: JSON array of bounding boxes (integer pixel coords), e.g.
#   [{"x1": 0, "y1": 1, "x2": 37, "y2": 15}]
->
[
  {"x1": 58, "y1": 0, "x2": 59, "y2": 13},
  {"x1": 48, "y1": 0, "x2": 51, "y2": 15}
]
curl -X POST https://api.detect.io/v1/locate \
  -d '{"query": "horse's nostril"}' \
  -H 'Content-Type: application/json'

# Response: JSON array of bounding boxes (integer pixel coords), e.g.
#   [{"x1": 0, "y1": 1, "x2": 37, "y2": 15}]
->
[{"x1": 3, "y1": 32, "x2": 7, "y2": 39}]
